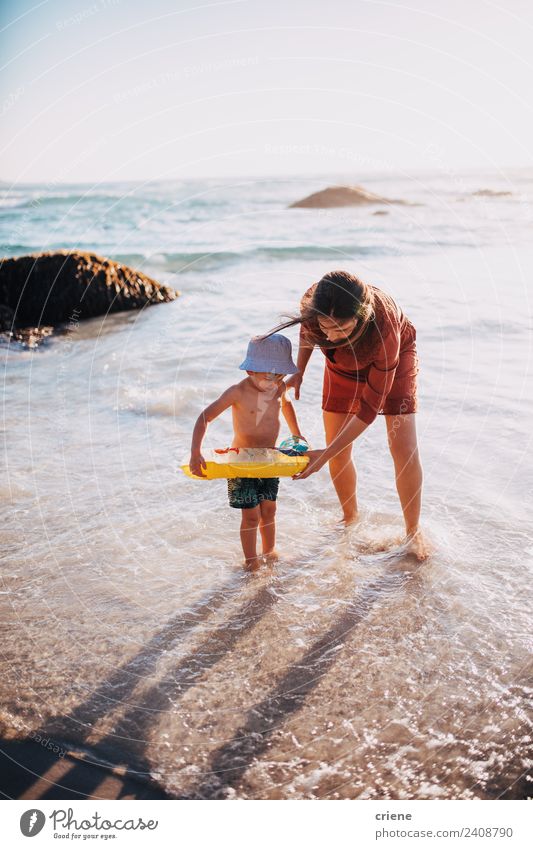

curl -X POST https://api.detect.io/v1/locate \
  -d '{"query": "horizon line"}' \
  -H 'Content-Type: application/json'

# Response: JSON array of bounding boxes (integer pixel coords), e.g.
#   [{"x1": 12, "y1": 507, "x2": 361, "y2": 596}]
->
[{"x1": 1, "y1": 163, "x2": 532, "y2": 188}]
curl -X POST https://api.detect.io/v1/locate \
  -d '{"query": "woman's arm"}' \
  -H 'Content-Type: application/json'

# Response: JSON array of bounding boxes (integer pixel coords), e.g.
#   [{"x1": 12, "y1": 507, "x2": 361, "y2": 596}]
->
[
  {"x1": 357, "y1": 325, "x2": 401, "y2": 426},
  {"x1": 292, "y1": 415, "x2": 368, "y2": 479},
  {"x1": 296, "y1": 325, "x2": 314, "y2": 373},
  {"x1": 293, "y1": 322, "x2": 401, "y2": 479},
  {"x1": 285, "y1": 326, "x2": 314, "y2": 399},
  {"x1": 294, "y1": 328, "x2": 401, "y2": 480},
  {"x1": 281, "y1": 390, "x2": 305, "y2": 438}
]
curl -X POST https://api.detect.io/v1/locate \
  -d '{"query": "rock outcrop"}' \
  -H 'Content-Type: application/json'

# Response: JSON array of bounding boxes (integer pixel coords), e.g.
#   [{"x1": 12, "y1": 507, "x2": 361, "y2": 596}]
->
[
  {"x1": 289, "y1": 185, "x2": 412, "y2": 208},
  {"x1": 0, "y1": 251, "x2": 179, "y2": 345},
  {"x1": 471, "y1": 189, "x2": 512, "y2": 197}
]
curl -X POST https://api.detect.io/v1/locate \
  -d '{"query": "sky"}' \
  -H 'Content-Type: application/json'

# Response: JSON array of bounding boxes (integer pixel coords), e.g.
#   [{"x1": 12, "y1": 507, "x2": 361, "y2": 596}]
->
[{"x1": 1, "y1": 0, "x2": 533, "y2": 183}]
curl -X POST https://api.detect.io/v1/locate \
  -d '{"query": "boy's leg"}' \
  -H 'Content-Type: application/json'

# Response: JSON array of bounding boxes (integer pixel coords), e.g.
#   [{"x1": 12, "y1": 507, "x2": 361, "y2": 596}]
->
[
  {"x1": 258, "y1": 477, "x2": 279, "y2": 560},
  {"x1": 323, "y1": 410, "x2": 358, "y2": 524},
  {"x1": 240, "y1": 506, "x2": 261, "y2": 570},
  {"x1": 228, "y1": 477, "x2": 262, "y2": 569},
  {"x1": 259, "y1": 499, "x2": 277, "y2": 557}
]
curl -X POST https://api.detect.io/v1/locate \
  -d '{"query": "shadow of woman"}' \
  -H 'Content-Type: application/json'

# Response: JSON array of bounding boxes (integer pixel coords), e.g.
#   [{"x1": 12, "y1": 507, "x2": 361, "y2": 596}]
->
[
  {"x1": 189, "y1": 570, "x2": 407, "y2": 799},
  {"x1": 3, "y1": 553, "x2": 422, "y2": 800}
]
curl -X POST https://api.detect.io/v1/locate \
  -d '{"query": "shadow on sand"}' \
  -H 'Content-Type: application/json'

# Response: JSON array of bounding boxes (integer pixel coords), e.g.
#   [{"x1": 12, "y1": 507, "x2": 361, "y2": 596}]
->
[{"x1": 1, "y1": 565, "x2": 423, "y2": 800}]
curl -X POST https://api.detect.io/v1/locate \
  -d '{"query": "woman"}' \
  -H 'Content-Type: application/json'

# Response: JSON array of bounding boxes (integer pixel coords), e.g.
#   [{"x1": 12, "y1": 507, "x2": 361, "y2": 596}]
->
[{"x1": 269, "y1": 270, "x2": 429, "y2": 561}]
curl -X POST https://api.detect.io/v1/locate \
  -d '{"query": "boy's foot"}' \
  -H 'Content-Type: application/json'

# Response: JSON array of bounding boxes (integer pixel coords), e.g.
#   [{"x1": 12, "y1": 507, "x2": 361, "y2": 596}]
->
[{"x1": 406, "y1": 529, "x2": 432, "y2": 561}]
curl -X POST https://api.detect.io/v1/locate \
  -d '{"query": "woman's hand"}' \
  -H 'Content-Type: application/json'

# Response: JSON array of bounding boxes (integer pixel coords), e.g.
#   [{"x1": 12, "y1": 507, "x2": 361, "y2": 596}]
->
[
  {"x1": 292, "y1": 449, "x2": 327, "y2": 480},
  {"x1": 285, "y1": 373, "x2": 303, "y2": 400},
  {"x1": 189, "y1": 451, "x2": 207, "y2": 478}
]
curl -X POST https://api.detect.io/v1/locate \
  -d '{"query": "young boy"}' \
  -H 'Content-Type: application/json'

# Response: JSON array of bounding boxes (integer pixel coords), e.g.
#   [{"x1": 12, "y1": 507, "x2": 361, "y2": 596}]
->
[{"x1": 189, "y1": 334, "x2": 305, "y2": 571}]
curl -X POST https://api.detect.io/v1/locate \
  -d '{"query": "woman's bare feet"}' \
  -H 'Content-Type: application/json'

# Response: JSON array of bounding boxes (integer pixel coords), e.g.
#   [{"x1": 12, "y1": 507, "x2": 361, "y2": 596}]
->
[
  {"x1": 263, "y1": 549, "x2": 279, "y2": 566},
  {"x1": 341, "y1": 511, "x2": 359, "y2": 527},
  {"x1": 244, "y1": 556, "x2": 262, "y2": 572},
  {"x1": 406, "y1": 528, "x2": 432, "y2": 561},
  {"x1": 357, "y1": 534, "x2": 404, "y2": 554}
]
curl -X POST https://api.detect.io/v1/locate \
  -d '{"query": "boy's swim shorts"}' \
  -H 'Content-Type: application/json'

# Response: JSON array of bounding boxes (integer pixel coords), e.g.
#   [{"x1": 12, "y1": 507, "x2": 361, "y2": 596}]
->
[{"x1": 227, "y1": 477, "x2": 280, "y2": 509}]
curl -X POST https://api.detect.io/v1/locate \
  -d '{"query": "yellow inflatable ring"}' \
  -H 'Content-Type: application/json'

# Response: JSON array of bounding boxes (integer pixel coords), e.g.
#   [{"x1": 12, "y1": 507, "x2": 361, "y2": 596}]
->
[{"x1": 181, "y1": 447, "x2": 309, "y2": 479}]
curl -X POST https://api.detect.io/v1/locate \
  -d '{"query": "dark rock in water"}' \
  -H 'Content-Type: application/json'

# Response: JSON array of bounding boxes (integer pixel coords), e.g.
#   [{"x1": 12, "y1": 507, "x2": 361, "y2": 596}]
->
[
  {"x1": 472, "y1": 189, "x2": 512, "y2": 197},
  {"x1": 288, "y1": 185, "x2": 415, "y2": 208},
  {"x1": 0, "y1": 251, "x2": 179, "y2": 346}
]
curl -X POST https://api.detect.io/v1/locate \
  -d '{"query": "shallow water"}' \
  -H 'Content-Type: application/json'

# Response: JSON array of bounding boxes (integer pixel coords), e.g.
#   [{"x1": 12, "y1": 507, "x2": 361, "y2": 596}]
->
[{"x1": 1, "y1": 170, "x2": 532, "y2": 798}]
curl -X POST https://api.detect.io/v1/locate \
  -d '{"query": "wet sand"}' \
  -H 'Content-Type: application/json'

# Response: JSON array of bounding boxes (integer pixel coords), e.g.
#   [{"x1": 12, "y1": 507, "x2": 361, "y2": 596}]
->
[{"x1": 2, "y1": 554, "x2": 530, "y2": 800}]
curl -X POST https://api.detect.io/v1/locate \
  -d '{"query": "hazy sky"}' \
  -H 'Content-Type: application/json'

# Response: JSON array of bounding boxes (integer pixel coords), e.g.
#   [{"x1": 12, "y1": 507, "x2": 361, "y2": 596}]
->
[{"x1": 1, "y1": 0, "x2": 532, "y2": 182}]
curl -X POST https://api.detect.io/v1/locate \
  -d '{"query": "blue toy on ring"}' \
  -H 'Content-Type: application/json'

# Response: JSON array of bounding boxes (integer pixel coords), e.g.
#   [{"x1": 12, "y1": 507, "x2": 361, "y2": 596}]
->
[{"x1": 277, "y1": 436, "x2": 309, "y2": 456}]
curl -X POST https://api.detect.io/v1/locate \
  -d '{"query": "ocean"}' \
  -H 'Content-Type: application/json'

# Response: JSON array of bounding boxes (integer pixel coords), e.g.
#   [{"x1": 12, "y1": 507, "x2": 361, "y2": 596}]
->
[{"x1": 1, "y1": 169, "x2": 532, "y2": 799}]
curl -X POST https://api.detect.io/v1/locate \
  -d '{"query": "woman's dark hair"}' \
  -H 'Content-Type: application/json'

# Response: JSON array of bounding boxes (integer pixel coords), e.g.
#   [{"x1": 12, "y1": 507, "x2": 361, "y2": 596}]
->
[
  {"x1": 312, "y1": 270, "x2": 373, "y2": 321},
  {"x1": 258, "y1": 270, "x2": 375, "y2": 348}
]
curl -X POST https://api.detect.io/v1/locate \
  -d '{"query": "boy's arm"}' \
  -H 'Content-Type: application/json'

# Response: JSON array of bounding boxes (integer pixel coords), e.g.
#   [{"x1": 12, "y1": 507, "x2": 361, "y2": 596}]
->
[
  {"x1": 280, "y1": 388, "x2": 305, "y2": 439},
  {"x1": 189, "y1": 385, "x2": 238, "y2": 476}
]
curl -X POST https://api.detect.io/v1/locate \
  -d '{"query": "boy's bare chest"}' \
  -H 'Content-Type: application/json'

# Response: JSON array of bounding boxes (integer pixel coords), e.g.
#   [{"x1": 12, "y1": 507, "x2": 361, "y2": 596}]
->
[{"x1": 236, "y1": 391, "x2": 281, "y2": 423}]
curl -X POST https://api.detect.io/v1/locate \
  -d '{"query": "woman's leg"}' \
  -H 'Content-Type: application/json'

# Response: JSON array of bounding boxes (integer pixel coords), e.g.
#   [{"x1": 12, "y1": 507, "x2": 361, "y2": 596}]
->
[
  {"x1": 385, "y1": 413, "x2": 429, "y2": 560},
  {"x1": 323, "y1": 410, "x2": 358, "y2": 523}
]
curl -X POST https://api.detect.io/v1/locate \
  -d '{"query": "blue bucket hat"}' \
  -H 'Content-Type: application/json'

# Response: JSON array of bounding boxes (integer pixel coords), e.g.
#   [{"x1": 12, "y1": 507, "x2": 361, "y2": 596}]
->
[{"x1": 239, "y1": 333, "x2": 299, "y2": 375}]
